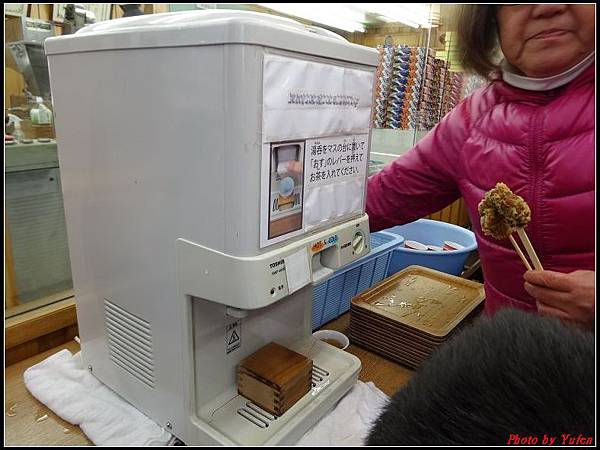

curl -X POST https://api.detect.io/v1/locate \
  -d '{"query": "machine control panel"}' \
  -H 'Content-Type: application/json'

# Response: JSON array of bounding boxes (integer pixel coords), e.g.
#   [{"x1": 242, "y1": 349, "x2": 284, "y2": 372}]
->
[
  {"x1": 177, "y1": 215, "x2": 371, "y2": 310},
  {"x1": 264, "y1": 219, "x2": 370, "y2": 302},
  {"x1": 351, "y1": 230, "x2": 365, "y2": 254}
]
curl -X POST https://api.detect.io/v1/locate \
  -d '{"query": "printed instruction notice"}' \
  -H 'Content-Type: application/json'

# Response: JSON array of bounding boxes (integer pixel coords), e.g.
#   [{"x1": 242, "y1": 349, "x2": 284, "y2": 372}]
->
[
  {"x1": 260, "y1": 53, "x2": 374, "y2": 247},
  {"x1": 303, "y1": 134, "x2": 368, "y2": 229},
  {"x1": 262, "y1": 54, "x2": 374, "y2": 144}
]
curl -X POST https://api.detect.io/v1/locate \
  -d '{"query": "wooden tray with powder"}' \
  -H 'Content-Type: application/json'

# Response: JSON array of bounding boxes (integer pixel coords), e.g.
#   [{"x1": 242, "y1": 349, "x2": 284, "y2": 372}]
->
[
  {"x1": 349, "y1": 266, "x2": 485, "y2": 369},
  {"x1": 351, "y1": 265, "x2": 485, "y2": 338},
  {"x1": 350, "y1": 304, "x2": 482, "y2": 345},
  {"x1": 349, "y1": 333, "x2": 427, "y2": 369}
]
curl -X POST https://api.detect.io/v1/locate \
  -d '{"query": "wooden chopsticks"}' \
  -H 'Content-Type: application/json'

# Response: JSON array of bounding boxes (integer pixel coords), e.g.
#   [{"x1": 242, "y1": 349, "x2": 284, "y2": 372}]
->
[{"x1": 509, "y1": 228, "x2": 543, "y2": 271}]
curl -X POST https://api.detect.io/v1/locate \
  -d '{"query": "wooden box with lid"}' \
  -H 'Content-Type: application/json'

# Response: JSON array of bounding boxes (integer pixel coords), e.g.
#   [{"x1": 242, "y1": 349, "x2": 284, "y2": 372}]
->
[{"x1": 237, "y1": 342, "x2": 313, "y2": 416}]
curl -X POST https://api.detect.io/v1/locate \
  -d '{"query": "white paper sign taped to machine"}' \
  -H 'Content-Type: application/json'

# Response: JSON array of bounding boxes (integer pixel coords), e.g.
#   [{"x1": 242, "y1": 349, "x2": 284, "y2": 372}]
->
[
  {"x1": 260, "y1": 53, "x2": 373, "y2": 248},
  {"x1": 262, "y1": 54, "x2": 373, "y2": 142},
  {"x1": 304, "y1": 134, "x2": 368, "y2": 230}
]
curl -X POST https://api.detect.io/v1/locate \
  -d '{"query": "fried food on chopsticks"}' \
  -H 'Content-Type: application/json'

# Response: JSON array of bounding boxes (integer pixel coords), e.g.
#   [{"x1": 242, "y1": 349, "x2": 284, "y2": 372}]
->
[{"x1": 478, "y1": 182, "x2": 531, "y2": 240}]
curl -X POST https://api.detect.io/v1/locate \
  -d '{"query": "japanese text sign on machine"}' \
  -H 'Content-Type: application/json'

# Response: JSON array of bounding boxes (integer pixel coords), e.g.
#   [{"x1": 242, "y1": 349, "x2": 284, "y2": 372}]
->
[{"x1": 260, "y1": 54, "x2": 373, "y2": 248}]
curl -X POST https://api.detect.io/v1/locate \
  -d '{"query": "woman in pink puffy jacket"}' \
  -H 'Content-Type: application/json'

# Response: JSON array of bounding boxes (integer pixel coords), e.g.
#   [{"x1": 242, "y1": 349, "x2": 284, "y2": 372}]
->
[{"x1": 367, "y1": 4, "x2": 595, "y2": 329}]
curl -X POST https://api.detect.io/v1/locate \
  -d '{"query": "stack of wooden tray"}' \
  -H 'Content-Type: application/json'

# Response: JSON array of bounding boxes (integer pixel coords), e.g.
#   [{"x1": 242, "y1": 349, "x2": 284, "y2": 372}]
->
[
  {"x1": 350, "y1": 265, "x2": 485, "y2": 369},
  {"x1": 237, "y1": 342, "x2": 313, "y2": 416}
]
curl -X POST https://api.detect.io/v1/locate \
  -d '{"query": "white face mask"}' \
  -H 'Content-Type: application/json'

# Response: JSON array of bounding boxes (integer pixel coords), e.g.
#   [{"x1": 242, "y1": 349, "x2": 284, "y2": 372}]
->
[{"x1": 501, "y1": 51, "x2": 595, "y2": 91}]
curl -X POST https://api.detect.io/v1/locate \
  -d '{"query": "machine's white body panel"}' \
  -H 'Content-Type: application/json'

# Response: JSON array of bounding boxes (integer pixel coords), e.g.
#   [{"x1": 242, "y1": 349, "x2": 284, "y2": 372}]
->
[
  {"x1": 188, "y1": 287, "x2": 361, "y2": 445},
  {"x1": 46, "y1": 10, "x2": 377, "y2": 445},
  {"x1": 44, "y1": 9, "x2": 377, "y2": 67},
  {"x1": 178, "y1": 216, "x2": 370, "y2": 309}
]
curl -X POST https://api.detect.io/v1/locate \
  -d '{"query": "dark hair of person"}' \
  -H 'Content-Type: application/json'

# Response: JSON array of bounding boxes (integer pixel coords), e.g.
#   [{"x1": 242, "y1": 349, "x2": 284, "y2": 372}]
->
[
  {"x1": 366, "y1": 309, "x2": 595, "y2": 445},
  {"x1": 456, "y1": 4, "x2": 500, "y2": 79}
]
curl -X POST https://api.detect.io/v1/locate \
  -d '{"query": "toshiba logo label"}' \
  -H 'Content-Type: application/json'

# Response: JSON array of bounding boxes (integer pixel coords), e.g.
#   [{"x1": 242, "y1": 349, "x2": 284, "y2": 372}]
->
[{"x1": 269, "y1": 260, "x2": 285, "y2": 269}]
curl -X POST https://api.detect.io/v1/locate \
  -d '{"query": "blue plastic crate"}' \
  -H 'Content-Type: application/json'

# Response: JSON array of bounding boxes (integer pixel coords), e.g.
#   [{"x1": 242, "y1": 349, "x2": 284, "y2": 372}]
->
[
  {"x1": 384, "y1": 219, "x2": 477, "y2": 277},
  {"x1": 312, "y1": 231, "x2": 404, "y2": 330}
]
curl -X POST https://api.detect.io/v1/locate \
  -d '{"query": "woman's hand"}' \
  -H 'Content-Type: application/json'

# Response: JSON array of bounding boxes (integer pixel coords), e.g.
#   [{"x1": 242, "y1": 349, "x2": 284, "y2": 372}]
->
[{"x1": 524, "y1": 270, "x2": 595, "y2": 330}]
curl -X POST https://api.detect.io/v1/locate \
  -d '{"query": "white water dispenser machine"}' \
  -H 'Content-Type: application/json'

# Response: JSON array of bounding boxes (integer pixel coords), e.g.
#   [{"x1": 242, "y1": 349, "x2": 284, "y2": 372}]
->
[{"x1": 45, "y1": 10, "x2": 378, "y2": 445}]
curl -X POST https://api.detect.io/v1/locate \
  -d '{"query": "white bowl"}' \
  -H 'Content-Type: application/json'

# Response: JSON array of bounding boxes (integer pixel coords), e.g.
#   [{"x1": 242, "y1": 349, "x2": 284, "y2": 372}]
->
[
  {"x1": 312, "y1": 330, "x2": 349, "y2": 350},
  {"x1": 404, "y1": 240, "x2": 428, "y2": 251}
]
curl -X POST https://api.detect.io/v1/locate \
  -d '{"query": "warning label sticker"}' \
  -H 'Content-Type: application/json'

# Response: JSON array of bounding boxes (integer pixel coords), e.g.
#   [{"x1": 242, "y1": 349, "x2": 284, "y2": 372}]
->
[{"x1": 226, "y1": 320, "x2": 241, "y2": 354}]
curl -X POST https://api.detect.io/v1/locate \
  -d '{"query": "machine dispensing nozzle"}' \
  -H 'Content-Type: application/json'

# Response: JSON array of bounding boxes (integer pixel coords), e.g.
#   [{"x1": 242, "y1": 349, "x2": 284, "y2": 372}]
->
[{"x1": 226, "y1": 307, "x2": 248, "y2": 319}]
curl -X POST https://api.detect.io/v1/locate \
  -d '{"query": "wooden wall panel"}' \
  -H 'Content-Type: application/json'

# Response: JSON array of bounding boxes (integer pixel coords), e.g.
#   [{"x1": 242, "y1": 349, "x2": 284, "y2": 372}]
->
[
  {"x1": 27, "y1": 4, "x2": 53, "y2": 20},
  {"x1": 425, "y1": 198, "x2": 471, "y2": 228}
]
